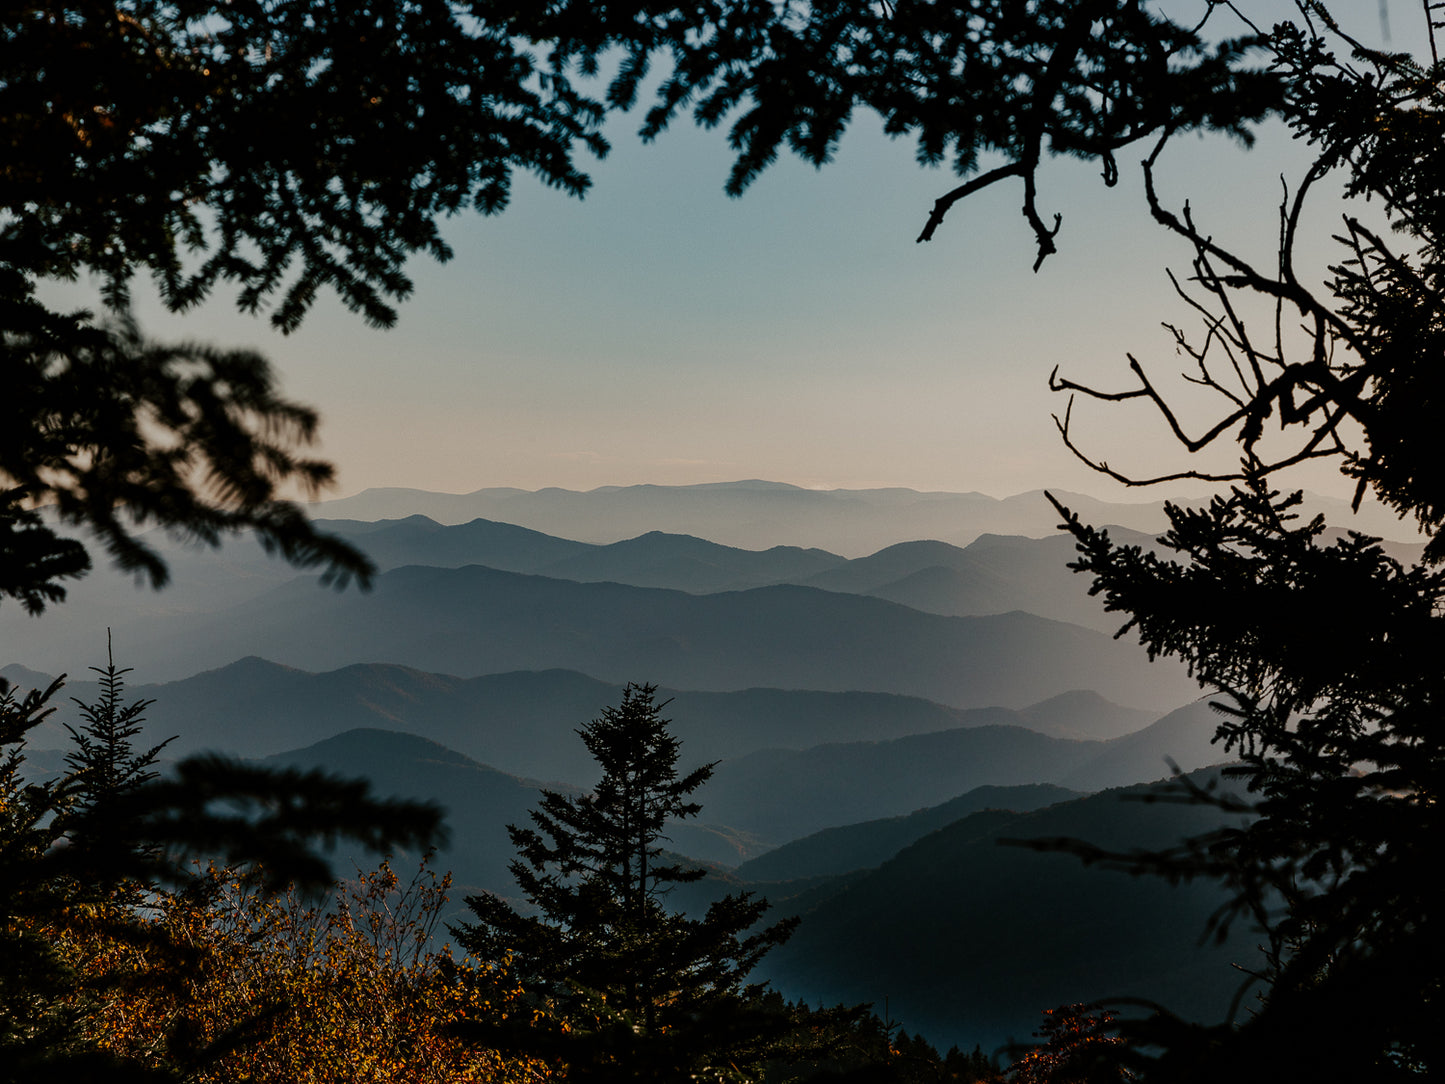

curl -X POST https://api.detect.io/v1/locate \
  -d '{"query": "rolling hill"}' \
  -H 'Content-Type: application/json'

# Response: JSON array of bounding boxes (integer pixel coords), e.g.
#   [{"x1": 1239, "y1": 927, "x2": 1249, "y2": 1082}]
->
[{"x1": 731, "y1": 783, "x2": 1082, "y2": 881}]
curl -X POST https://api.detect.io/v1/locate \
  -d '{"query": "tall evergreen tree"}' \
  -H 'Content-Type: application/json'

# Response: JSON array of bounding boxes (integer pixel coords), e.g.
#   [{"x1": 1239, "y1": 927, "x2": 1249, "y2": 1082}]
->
[
  {"x1": 453, "y1": 683, "x2": 796, "y2": 1082},
  {"x1": 61, "y1": 632, "x2": 174, "y2": 887}
]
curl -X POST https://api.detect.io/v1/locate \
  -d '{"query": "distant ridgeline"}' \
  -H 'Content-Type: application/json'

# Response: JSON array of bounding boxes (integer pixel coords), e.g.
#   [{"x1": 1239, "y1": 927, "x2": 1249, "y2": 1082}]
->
[{"x1": 308, "y1": 480, "x2": 1417, "y2": 554}]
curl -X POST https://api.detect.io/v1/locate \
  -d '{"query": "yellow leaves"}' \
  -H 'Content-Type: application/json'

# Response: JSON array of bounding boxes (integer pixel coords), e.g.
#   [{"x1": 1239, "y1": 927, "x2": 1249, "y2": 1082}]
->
[{"x1": 55, "y1": 856, "x2": 555, "y2": 1083}]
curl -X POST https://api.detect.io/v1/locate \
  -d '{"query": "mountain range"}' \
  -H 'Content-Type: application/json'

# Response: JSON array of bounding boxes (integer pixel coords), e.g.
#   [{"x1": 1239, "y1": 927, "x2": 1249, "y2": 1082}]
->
[
  {"x1": 8, "y1": 659, "x2": 1219, "y2": 843},
  {"x1": 3, "y1": 512, "x2": 1131, "y2": 679},
  {"x1": 695, "y1": 701, "x2": 1223, "y2": 842},
  {"x1": 10, "y1": 562, "x2": 1197, "y2": 705},
  {"x1": 729, "y1": 783, "x2": 1084, "y2": 882},
  {"x1": 306, "y1": 479, "x2": 1417, "y2": 554},
  {"x1": 0, "y1": 479, "x2": 1290, "y2": 1051}
]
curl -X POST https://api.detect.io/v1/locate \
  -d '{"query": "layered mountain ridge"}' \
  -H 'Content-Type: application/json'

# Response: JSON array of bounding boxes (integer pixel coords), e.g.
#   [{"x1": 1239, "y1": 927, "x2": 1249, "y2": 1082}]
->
[{"x1": 1, "y1": 480, "x2": 1275, "y2": 1053}]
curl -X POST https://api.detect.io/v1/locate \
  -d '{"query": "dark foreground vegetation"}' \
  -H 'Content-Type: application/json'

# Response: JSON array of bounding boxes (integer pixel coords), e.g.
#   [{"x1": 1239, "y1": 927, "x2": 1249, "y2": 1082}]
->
[
  {"x1": 3, "y1": 667, "x2": 1010, "y2": 1081},
  {"x1": 4, "y1": 1, "x2": 1442, "y2": 1080}
]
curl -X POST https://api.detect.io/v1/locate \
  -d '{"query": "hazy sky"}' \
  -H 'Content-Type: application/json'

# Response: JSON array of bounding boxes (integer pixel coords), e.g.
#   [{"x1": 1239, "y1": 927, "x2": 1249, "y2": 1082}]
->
[{"x1": 52, "y1": 2, "x2": 1411, "y2": 504}]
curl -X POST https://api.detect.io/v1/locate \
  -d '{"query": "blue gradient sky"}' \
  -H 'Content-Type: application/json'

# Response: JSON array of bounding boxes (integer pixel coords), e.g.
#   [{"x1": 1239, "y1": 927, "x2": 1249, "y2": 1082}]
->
[{"x1": 50, "y1": 2, "x2": 1410, "y2": 503}]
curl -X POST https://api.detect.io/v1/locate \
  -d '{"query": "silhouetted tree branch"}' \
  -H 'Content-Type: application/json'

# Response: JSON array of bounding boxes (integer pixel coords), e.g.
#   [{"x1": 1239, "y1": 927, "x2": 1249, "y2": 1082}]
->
[
  {"x1": 1, "y1": 282, "x2": 375, "y2": 611},
  {"x1": 1048, "y1": 7, "x2": 1445, "y2": 556}
]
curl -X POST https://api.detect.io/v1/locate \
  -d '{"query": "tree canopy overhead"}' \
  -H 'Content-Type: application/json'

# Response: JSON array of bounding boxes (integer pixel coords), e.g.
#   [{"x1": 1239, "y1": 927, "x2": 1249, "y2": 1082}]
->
[
  {"x1": 0, "y1": 1, "x2": 1288, "y2": 607},
  {"x1": 2, "y1": 0, "x2": 614, "y2": 330},
  {"x1": 1, "y1": 1, "x2": 631, "y2": 611},
  {"x1": 521, "y1": 0, "x2": 1282, "y2": 265},
  {"x1": 3, "y1": 2, "x2": 1282, "y2": 314},
  {"x1": 0, "y1": 297, "x2": 373, "y2": 613},
  {"x1": 984, "y1": 4, "x2": 1443, "y2": 1077},
  {"x1": 0, "y1": 1, "x2": 1293, "y2": 609},
  {"x1": 1048, "y1": 4, "x2": 1445, "y2": 540}
]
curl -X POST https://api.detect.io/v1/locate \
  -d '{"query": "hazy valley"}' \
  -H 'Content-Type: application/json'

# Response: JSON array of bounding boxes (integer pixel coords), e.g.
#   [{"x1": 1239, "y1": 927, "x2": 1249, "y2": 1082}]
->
[{"x1": 2, "y1": 481, "x2": 1323, "y2": 1052}]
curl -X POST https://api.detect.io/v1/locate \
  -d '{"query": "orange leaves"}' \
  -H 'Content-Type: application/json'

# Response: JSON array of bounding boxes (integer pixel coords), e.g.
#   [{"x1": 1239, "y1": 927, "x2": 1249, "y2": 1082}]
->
[
  {"x1": 67, "y1": 856, "x2": 551, "y2": 1083},
  {"x1": 1007, "y1": 1005, "x2": 1133, "y2": 1084}
]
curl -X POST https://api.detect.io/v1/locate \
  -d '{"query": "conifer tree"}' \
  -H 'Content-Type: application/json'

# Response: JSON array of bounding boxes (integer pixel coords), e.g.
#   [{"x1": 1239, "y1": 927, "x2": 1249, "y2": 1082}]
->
[
  {"x1": 453, "y1": 683, "x2": 797, "y2": 1082},
  {"x1": 61, "y1": 633, "x2": 174, "y2": 888},
  {"x1": 65, "y1": 637, "x2": 168, "y2": 803}
]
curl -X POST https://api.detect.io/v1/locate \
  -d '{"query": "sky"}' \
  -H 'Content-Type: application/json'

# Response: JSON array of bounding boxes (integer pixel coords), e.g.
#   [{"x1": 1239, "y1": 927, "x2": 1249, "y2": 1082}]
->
[{"x1": 49, "y1": 1, "x2": 1416, "y2": 505}]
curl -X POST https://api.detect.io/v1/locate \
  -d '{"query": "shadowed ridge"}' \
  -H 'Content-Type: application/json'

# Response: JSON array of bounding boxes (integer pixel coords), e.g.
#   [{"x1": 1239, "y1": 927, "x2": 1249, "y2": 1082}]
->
[
  {"x1": 731, "y1": 782, "x2": 1082, "y2": 882},
  {"x1": 1060, "y1": 701, "x2": 1224, "y2": 791},
  {"x1": 754, "y1": 768, "x2": 1259, "y2": 1053},
  {"x1": 1019, "y1": 689, "x2": 1157, "y2": 741},
  {"x1": 264, "y1": 726, "x2": 489, "y2": 772}
]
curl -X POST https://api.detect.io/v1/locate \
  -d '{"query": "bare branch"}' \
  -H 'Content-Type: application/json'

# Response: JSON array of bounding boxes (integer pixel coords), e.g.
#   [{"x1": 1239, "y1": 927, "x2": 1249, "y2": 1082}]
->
[
  {"x1": 1052, "y1": 390, "x2": 1343, "y2": 487},
  {"x1": 1022, "y1": 166, "x2": 1064, "y2": 272},
  {"x1": 915, "y1": 163, "x2": 1025, "y2": 243},
  {"x1": 1052, "y1": 395, "x2": 1257, "y2": 487},
  {"x1": 1052, "y1": 355, "x2": 1254, "y2": 453},
  {"x1": 1279, "y1": 157, "x2": 1333, "y2": 298},
  {"x1": 1048, "y1": 366, "x2": 1148, "y2": 402},
  {"x1": 1144, "y1": 149, "x2": 1360, "y2": 355}
]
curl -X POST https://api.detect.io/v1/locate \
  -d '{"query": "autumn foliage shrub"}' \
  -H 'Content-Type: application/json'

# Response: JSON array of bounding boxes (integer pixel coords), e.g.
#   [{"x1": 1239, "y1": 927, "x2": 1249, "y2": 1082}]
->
[{"x1": 65, "y1": 855, "x2": 545, "y2": 1083}]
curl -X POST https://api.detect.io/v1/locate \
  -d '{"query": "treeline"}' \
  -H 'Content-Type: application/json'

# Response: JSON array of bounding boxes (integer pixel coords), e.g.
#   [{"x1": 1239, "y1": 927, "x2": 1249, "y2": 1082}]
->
[
  {"x1": 4, "y1": 666, "x2": 1022, "y2": 1083},
  {"x1": 40, "y1": 852, "x2": 1000, "y2": 1082}
]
